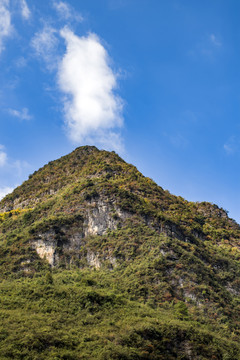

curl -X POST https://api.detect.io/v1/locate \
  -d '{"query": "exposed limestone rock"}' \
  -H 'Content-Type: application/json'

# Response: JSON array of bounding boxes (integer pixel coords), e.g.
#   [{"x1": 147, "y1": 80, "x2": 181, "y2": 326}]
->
[
  {"x1": 106, "y1": 255, "x2": 117, "y2": 268},
  {"x1": 86, "y1": 251, "x2": 101, "y2": 269},
  {"x1": 32, "y1": 199, "x2": 130, "y2": 267},
  {"x1": 31, "y1": 195, "x2": 198, "y2": 267},
  {"x1": 86, "y1": 251, "x2": 117, "y2": 270},
  {"x1": 33, "y1": 231, "x2": 58, "y2": 266},
  {"x1": 84, "y1": 199, "x2": 128, "y2": 236}
]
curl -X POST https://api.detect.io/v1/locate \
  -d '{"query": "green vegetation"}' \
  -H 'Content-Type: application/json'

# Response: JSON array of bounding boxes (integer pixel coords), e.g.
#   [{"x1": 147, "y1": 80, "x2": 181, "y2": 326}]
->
[
  {"x1": 0, "y1": 145, "x2": 240, "y2": 358},
  {"x1": 0, "y1": 270, "x2": 239, "y2": 360}
]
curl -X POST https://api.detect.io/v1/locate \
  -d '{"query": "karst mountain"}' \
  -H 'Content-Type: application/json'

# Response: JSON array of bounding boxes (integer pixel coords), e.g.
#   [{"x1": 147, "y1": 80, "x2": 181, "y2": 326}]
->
[{"x1": 0, "y1": 146, "x2": 240, "y2": 359}]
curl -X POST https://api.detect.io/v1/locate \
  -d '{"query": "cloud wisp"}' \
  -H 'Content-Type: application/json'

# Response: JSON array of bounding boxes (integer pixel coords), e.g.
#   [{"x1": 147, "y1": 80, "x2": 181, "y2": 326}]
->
[
  {"x1": 0, "y1": 144, "x2": 29, "y2": 174},
  {"x1": 19, "y1": 0, "x2": 30, "y2": 20},
  {"x1": 201, "y1": 33, "x2": 222, "y2": 58},
  {"x1": 0, "y1": 145, "x2": 7, "y2": 167},
  {"x1": 0, "y1": 0, "x2": 12, "y2": 54},
  {"x1": 52, "y1": 1, "x2": 83, "y2": 22},
  {"x1": 224, "y1": 136, "x2": 240, "y2": 155},
  {"x1": 0, "y1": 186, "x2": 14, "y2": 200},
  {"x1": 8, "y1": 107, "x2": 32, "y2": 120},
  {"x1": 209, "y1": 34, "x2": 222, "y2": 48},
  {"x1": 189, "y1": 33, "x2": 222, "y2": 60},
  {"x1": 31, "y1": 25, "x2": 59, "y2": 71},
  {"x1": 57, "y1": 27, "x2": 124, "y2": 151}
]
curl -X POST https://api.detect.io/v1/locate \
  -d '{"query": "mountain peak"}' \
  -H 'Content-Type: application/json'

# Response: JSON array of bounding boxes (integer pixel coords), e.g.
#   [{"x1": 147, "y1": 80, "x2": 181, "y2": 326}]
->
[{"x1": 0, "y1": 146, "x2": 123, "y2": 212}]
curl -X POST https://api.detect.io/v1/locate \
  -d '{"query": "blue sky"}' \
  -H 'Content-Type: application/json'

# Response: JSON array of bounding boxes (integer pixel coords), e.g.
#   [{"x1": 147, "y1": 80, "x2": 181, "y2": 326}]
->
[{"x1": 0, "y1": 0, "x2": 239, "y2": 223}]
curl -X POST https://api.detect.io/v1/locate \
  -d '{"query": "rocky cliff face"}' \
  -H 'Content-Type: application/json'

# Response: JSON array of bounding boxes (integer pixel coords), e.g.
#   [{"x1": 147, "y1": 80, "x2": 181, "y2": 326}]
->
[
  {"x1": 29, "y1": 192, "x2": 206, "y2": 268},
  {"x1": 32, "y1": 198, "x2": 130, "y2": 266}
]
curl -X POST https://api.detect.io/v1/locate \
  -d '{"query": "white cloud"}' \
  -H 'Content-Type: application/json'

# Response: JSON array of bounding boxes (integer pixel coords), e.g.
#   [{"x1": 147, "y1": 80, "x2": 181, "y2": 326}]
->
[
  {"x1": 19, "y1": 0, "x2": 30, "y2": 20},
  {"x1": 0, "y1": 186, "x2": 14, "y2": 200},
  {"x1": 31, "y1": 25, "x2": 59, "y2": 70},
  {"x1": 0, "y1": 0, "x2": 12, "y2": 54},
  {"x1": 8, "y1": 107, "x2": 32, "y2": 120},
  {"x1": 8, "y1": 108, "x2": 33, "y2": 120},
  {"x1": 53, "y1": 1, "x2": 83, "y2": 22},
  {"x1": 0, "y1": 145, "x2": 7, "y2": 167},
  {"x1": 57, "y1": 27, "x2": 124, "y2": 151}
]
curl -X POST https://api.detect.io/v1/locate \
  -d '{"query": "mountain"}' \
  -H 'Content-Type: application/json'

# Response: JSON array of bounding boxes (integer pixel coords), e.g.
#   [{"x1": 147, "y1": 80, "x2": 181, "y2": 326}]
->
[{"x1": 0, "y1": 145, "x2": 240, "y2": 359}]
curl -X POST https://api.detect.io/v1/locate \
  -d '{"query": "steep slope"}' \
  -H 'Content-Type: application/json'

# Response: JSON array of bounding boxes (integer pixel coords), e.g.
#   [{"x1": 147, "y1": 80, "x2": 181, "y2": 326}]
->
[{"x1": 0, "y1": 145, "x2": 240, "y2": 359}]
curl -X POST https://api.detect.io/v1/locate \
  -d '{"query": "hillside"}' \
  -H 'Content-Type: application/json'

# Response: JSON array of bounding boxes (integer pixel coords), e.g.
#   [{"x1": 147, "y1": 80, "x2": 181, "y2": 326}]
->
[{"x1": 0, "y1": 145, "x2": 240, "y2": 359}]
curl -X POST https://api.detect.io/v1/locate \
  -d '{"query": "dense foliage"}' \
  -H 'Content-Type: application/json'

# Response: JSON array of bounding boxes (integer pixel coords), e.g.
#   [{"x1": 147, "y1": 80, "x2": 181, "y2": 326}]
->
[{"x1": 1, "y1": 269, "x2": 240, "y2": 360}]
